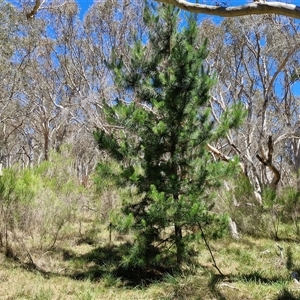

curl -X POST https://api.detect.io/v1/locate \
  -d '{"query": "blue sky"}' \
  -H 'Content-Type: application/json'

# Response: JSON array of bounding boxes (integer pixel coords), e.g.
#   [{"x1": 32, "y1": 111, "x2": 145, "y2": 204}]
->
[
  {"x1": 9, "y1": 0, "x2": 300, "y2": 95},
  {"x1": 69, "y1": 0, "x2": 300, "y2": 96},
  {"x1": 77, "y1": 0, "x2": 93, "y2": 18},
  {"x1": 76, "y1": 0, "x2": 258, "y2": 19}
]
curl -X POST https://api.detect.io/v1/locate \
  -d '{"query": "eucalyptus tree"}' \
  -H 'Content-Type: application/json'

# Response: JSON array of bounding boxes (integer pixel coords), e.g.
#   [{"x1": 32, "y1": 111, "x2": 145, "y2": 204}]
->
[
  {"x1": 82, "y1": 0, "x2": 145, "y2": 128},
  {"x1": 0, "y1": 0, "x2": 146, "y2": 180},
  {"x1": 198, "y1": 16, "x2": 300, "y2": 195},
  {"x1": 12, "y1": 3, "x2": 82, "y2": 165},
  {"x1": 22, "y1": 0, "x2": 300, "y2": 21},
  {"x1": 0, "y1": 0, "x2": 36, "y2": 168},
  {"x1": 0, "y1": 1, "x2": 94, "y2": 172}
]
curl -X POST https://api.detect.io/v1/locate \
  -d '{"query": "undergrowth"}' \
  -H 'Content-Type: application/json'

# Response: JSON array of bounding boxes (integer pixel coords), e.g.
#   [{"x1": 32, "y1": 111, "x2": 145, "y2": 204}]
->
[{"x1": 0, "y1": 235, "x2": 299, "y2": 299}]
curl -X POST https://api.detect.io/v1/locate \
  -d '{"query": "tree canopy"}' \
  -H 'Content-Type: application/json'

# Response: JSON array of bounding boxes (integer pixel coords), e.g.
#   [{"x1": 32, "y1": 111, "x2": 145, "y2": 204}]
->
[{"x1": 22, "y1": 0, "x2": 300, "y2": 20}]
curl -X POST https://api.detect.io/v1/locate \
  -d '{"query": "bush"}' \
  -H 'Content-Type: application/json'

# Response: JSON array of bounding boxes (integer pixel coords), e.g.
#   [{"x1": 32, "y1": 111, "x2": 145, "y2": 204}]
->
[{"x1": 0, "y1": 147, "x2": 94, "y2": 262}]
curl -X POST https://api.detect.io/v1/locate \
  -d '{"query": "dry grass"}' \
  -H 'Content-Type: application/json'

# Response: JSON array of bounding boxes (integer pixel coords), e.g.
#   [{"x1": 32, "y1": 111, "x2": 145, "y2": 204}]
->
[
  {"x1": 1, "y1": 155, "x2": 300, "y2": 299},
  {"x1": 0, "y1": 234, "x2": 300, "y2": 299}
]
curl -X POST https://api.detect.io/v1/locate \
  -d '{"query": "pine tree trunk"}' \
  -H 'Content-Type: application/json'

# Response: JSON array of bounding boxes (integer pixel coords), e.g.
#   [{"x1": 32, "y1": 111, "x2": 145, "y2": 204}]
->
[{"x1": 175, "y1": 223, "x2": 183, "y2": 267}]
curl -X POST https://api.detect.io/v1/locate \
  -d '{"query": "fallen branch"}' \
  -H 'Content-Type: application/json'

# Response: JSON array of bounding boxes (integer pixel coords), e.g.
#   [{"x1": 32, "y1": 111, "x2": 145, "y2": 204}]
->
[{"x1": 219, "y1": 282, "x2": 240, "y2": 290}]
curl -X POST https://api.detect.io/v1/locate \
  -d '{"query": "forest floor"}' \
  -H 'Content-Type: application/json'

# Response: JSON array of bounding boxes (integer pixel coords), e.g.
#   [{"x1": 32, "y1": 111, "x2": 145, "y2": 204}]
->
[{"x1": 1, "y1": 234, "x2": 300, "y2": 300}]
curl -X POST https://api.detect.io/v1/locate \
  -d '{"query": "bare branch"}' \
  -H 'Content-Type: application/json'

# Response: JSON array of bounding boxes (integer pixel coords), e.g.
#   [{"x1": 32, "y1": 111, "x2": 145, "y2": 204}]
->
[
  {"x1": 266, "y1": 49, "x2": 294, "y2": 96},
  {"x1": 207, "y1": 143, "x2": 231, "y2": 162},
  {"x1": 207, "y1": 143, "x2": 246, "y2": 173},
  {"x1": 26, "y1": 0, "x2": 44, "y2": 19},
  {"x1": 155, "y1": 0, "x2": 300, "y2": 19}
]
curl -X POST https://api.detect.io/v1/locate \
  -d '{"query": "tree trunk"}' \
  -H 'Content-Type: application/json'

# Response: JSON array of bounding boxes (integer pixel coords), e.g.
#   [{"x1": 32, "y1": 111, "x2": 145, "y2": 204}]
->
[
  {"x1": 175, "y1": 223, "x2": 183, "y2": 267},
  {"x1": 44, "y1": 130, "x2": 49, "y2": 161}
]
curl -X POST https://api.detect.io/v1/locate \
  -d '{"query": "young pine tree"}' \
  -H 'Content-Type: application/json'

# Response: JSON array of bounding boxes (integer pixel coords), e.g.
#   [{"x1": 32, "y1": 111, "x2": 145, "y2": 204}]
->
[{"x1": 94, "y1": 5, "x2": 244, "y2": 269}]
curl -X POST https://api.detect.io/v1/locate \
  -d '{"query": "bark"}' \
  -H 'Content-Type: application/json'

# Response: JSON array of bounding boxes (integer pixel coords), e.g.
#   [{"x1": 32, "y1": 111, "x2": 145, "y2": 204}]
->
[
  {"x1": 229, "y1": 217, "x2": 239, "y2": 240},
  {"x1": 26, "y1": 0, "x2": 42, "y2": 19},
  {"x1": 256, "y1": 135, "x2": 281, "y2": 190},
  {"x1": 207, "y1": 143, "x2": 245, "y2": 173},
  {"x1": 156, "y1": 0, "x2": 300, "y2": 19},
  {"x1": 175, "y1": 223, "x2": 183, "y2": 267}
]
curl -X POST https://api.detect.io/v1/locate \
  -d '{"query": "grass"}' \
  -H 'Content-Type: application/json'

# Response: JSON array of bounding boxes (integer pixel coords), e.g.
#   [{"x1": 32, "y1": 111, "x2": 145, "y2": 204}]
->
[
  {"x1": 1, "y1": 159, "x2": 300, "y2": 299},
  {"x1": 1, "y1": 235, "x2": 300, "y2": 299}
]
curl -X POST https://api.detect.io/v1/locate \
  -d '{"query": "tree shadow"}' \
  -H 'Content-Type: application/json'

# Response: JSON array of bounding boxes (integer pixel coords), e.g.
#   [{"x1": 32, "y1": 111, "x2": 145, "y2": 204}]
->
[
  {"x1": 275, "y1": 237, "x2": 300, "y2": 243},
  {"x1": 68, "y1": 243, "x2": 171, "y2": 286},
  {"x1": 235, "y1": 271, "x2": 284, "y2": 284},
  {"x1": 276, "y1": 288, "x2": 300, "y2": 300},
  {"x1": 12, "y1": 242, "x2": 300, "y2": 298},
  {"x1": 207, "y1": 273, "x2": 227, "y2": 300},
  {"x1": 205, "y1": 270, "x2": 294, "y2": 300}
]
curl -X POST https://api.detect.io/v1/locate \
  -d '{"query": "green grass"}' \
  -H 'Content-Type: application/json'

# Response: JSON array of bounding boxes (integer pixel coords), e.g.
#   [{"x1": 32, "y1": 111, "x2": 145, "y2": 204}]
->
[{"x1": 1, "y1": 235, "x2": 300, "y2": 299}]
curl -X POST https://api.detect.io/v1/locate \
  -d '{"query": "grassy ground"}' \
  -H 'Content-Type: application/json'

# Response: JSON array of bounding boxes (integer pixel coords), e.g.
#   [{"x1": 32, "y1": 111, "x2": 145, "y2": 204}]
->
[
  {"x1": 1, "y1": 234, "x2": 300, "y2": 300},
  {"x1": 3, "y1": 152, "x2": 300, "y2": 299}
]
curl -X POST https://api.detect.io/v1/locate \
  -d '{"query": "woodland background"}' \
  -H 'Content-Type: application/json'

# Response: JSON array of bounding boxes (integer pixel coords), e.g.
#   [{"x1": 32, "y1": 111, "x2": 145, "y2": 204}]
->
[{"x1": 1, "y1": 0, "x2": 300, "y2": 299}]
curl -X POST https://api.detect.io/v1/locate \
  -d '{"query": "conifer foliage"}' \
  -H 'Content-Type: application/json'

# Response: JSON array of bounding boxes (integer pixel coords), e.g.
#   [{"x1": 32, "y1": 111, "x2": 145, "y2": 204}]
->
[{"x1": 94, "y1": 4, "x2": 244, "y2": 268}]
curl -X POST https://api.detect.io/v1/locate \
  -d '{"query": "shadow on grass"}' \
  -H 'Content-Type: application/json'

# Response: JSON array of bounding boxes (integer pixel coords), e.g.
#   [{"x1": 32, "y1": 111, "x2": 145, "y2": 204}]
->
[
  {"x1": 14, "y1": 243, "x2": 300, "y2": 298},
  {"x1": 208, "y1": 273, "x2": 227, "y2": 300},
  {"x1": 235, "y1": 271, "x2": 284, "y2": 284},
  {"x1": 275, "y1": 237, "x2": 300, "y2": 243},
  {"x1": 69, "y1": 243, "x2": 171, "y2": 286},
  {"x1": 276, "y1": 288, "x2": 300, "y2": 300},
  {"x1": 206, "y1": 270, "x2": 295, "y2": 300},
  {"x1": 66, "y1": 245, "x2": 300, "y2": 300}
]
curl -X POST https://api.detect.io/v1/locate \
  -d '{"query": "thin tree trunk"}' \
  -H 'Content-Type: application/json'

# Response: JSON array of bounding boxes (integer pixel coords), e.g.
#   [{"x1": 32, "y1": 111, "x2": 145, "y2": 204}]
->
[
  {"x1": 44, "y1": 131, "x2": 49, "y2": 161},
  {"x1": 174, "y1": 223, "x2": 183, "y2": 267}
]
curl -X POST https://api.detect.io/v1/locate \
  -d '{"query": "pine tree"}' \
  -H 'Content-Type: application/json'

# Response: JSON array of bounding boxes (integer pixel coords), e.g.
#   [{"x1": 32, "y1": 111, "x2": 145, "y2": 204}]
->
[{"x1": 94, "y1": 4, "x2": 244, "y2": 269}]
